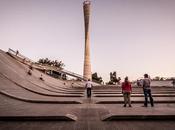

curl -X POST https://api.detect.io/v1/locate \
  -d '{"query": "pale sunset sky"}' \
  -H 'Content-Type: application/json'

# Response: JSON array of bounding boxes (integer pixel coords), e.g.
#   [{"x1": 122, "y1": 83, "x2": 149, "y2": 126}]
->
[{"x1": 0, "y1": 0, "x2": 175, "y2": 82}]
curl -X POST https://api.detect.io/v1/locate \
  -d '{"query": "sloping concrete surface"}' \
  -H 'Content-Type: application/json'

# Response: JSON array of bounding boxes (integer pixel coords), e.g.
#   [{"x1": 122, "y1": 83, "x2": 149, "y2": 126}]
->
[{"x1": 1, "y1": 49, "x2": 175, "y2": 130}]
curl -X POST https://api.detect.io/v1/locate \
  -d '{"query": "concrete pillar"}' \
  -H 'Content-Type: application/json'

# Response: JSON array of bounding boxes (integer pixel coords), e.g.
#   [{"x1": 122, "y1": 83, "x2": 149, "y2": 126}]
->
[{"x1": 83, "y1": 0, "x2": 92, "y2": 80}]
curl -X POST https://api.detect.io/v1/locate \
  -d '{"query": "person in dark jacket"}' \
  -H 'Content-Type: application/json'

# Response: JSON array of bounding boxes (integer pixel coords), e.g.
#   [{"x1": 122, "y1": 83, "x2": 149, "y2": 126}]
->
[{"x1": 122, "y1": 77, "x2": 132, "y2": 107}]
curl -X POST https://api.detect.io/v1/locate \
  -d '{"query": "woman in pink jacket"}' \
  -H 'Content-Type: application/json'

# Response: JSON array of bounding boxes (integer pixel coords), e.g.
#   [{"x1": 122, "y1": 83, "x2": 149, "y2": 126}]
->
[{"x1": 122, "y1": 77, "x2": 132, "y2": 107}]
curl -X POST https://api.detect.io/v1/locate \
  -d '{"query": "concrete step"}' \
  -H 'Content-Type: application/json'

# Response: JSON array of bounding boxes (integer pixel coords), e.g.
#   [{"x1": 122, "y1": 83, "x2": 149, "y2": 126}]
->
[
  {"x1": 0, "y1": 90, "x2": 82, "y2": 104},
  {"x1": 93, "y1": 91, "x2": 175, "y2": 94},
  {"x1": 93, "y1": 89, "x2": 175, "y2": 93},
  {"x1": 0, "y1": 114, "x2": 77, "y2": 121},
  {"x1": 93, "y1": 94, "x2": 175, "y2": 97},
  {"x1": 102, "y1": 114, "x2": 175, "y2": 121},
  {"x1": 0, "y1": 74, "x2": 84, "y2": 97},
  {"x1": 102, "y1": 104, "x2": 175, "y2": 121},
  {"x1": 96, "y1": 100, "x2": 175, "y2": 104}
]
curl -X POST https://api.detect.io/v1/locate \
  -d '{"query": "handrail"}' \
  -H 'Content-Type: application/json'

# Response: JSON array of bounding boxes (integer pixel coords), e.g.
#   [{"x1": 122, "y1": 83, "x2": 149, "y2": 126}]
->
[
  {"x1": 60, "y1": 69, "x2": 84, "y2": 79},
  {"x1": 7, "y1": 48, "x2": 85, "y2": 80},
  {"x1": 8, "y1": 48, "x2": 35, "y2": 63}
]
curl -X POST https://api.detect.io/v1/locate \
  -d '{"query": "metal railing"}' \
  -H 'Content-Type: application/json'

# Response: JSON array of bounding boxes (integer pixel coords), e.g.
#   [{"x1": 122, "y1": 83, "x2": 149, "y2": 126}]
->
[
  {"x1": 8, "y1": 48, "x2": 35, "y2": 64},
  {"x1": 59, "y1": 69, "x2": 84, "y2": 80},
  {"x1": 7, "y1": 48, "x2": 85, "y2": 80}
]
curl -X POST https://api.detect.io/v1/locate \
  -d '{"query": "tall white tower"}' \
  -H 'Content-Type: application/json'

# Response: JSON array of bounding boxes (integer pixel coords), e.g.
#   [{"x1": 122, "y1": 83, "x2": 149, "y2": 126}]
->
[{"x1": 83, "y1": 0, "x2": 92, "y2": 80}]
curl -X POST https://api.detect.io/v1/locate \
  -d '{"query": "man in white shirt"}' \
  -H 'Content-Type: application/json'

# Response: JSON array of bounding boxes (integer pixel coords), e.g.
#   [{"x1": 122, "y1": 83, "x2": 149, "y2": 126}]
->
[{"x1": 85, "y1": 79, "x2": 93, "y2": 97}]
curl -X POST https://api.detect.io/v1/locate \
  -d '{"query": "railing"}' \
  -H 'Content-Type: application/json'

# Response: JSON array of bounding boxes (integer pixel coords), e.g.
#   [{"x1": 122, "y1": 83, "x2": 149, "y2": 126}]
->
[
  {"x1": 60, "y1": 69, "x2": 84, "y2": 79},
  {"x1": 8, "y1": 48, "x2": 35, "y2": 64},
  {"x1": 7, "y1": 48, "x2": 85, "y2": 80}
]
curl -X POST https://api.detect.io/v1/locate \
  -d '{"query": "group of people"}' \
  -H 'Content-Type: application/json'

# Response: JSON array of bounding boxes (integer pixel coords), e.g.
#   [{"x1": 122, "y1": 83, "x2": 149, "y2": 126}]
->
[
  {"x1": 85, "y1": 73, "x2": 154, "y2": 107},
  {"x1": 27, "y1": 66, "x2": 44, "y2": 81},
  {"x1": 122, "y1": 74, "x2": 154, "y2": 107}
]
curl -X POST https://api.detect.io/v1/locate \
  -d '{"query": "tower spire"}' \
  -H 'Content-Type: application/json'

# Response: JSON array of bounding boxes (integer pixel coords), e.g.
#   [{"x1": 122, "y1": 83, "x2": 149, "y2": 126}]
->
[{"x1": 83, "y1": 0, "x2": 91, "y2": 80}]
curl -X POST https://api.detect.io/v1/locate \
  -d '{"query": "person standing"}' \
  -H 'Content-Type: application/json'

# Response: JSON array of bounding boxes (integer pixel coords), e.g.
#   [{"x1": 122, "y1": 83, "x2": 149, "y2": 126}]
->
[
  {"x1": 85, "y1": 79, "x2": 93, "y2": 98},
  {"x1": 122, "y1": 77, "x2": 132, "y2": 107},
  {"x1": 142, "y1": 74, "x2": 154, "y2": 107},
  {"x1": 16, "y1": 50, "x2": 19, "y2": 56}
]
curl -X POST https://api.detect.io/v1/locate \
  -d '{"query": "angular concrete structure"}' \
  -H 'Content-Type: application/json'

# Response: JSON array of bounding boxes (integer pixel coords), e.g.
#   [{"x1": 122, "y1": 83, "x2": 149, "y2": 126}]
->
[
  {"x1": 1, "y1": 49, "x2": 175, "y2": 129},
  {"x1": 83, "y1": 0, "x2": 92, "y2": 80}
]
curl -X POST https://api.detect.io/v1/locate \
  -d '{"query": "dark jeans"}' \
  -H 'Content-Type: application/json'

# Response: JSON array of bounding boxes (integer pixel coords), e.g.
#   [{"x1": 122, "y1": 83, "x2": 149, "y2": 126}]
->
[
  {"x1": 143, "y1": 89, "x2": 154, "y2": 106},
  {"x1": 87, "y1": 88, "x2": 91, "y2": 97}
]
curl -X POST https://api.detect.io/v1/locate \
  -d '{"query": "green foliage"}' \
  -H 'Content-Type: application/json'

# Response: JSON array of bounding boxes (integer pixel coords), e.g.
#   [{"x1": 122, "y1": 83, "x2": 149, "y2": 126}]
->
[{"x1": 37, "y1": 58, "x2": 65, "y2": 69}]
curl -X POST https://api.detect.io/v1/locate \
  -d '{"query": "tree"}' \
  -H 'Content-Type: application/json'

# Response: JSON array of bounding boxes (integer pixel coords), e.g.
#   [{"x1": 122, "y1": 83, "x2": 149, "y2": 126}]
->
[
  {"x1": 92, "y1": 72, "x2": 103, "y2": 84},
  {"x1": 153, "y1": 76, "x2": 160, "y2": 81},
  {"x1": 108, "y1": 71, "x2": 121, "y2": 85},
  {"x1": 37, "y1": 58, "x2": 65, "y2": 69}
]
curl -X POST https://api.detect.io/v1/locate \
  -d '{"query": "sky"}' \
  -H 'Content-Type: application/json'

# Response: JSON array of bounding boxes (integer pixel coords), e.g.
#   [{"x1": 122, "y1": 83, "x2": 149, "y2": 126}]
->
[{"x1": 0, "y1": 0, "x2": 175, "y2": 82}]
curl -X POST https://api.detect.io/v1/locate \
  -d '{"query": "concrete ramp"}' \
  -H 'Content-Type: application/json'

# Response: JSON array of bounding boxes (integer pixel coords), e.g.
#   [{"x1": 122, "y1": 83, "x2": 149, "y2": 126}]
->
[
  {"x1": 0, "y1": 114, "x2": 77, "y2": 121},
  {"x1": 101, "y1": 103, "x2": 175, "y2": 121},
  {"x1": 102, "y1": 114, "x2": 175, "y2": 121},
  {"x1": 1, "y1": 49, "x2": 175, "y2": 129},
  {"x1": 0, "y1": 90, "x2": 82, "y2": 104}
]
